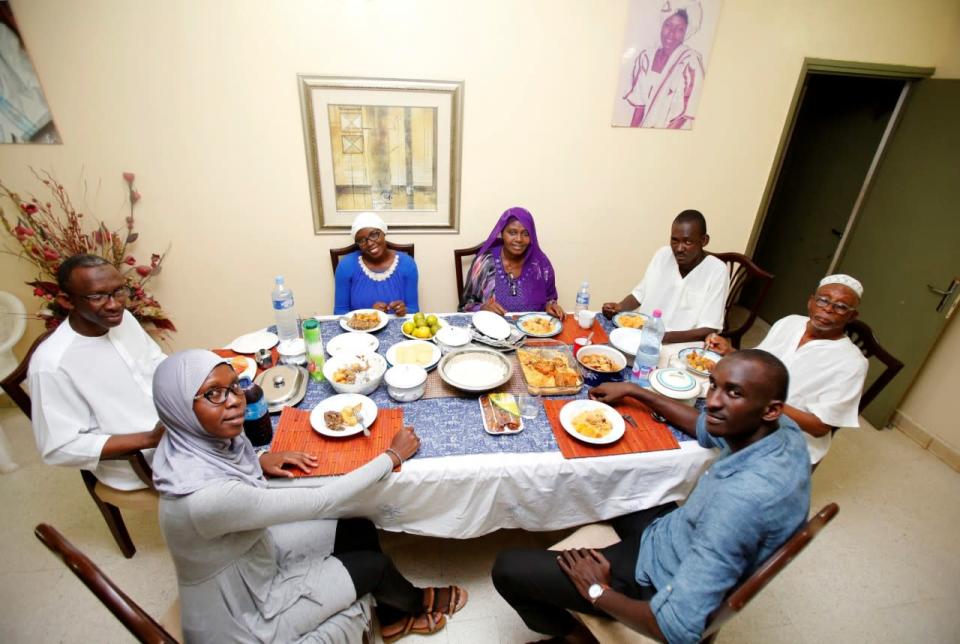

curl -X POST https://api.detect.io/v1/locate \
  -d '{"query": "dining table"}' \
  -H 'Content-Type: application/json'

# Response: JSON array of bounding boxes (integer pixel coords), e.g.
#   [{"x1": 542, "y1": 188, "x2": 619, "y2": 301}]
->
[{"x1": 244, "y1": 312, "x2": 717, "y2": 540}]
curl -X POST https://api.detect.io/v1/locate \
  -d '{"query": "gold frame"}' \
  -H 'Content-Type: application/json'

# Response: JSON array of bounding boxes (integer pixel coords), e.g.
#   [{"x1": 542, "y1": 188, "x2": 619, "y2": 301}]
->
[{"x1": 298, "y1": 75, "x2": 464, "y2": 234}]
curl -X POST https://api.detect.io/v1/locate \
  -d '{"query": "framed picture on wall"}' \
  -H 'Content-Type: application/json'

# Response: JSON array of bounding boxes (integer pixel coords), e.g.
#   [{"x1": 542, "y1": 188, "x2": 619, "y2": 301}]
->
[{"x1": 298, "y1": 75, "x2": 464, "y2": 234}]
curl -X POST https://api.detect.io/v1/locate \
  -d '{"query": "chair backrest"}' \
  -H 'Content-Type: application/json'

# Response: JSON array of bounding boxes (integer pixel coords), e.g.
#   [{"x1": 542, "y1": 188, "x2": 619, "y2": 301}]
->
[
  {"x1": 1, "y1": 329, "x2": 53, "y2": 419},
  {"x1": 709, "y1": 252, "x2": 775, "y2": 349},
  {"x1": 844, "y1": 319, "x2": 904, "y2": 413},
  {"x1": 34, "y1": 523, "x2": 179, "y2": 643},
  {"x1": 700, "y1": 503, "x2": 839, "y2": 642},
  {"x1": 329, "y1": 242, "x2": 415, "y2": 273},
  {"x1": 453, "y1": 243, "x2": 483, "y2": 307},
  {"x1": 0, "y1": 291, "x2": 28, "y2": 355}
]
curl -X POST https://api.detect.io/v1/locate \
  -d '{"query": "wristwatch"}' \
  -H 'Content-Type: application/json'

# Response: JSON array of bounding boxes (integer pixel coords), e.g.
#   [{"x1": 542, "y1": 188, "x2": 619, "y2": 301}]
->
[{"x1": 588, "y1": 583, "x2": 607, "y2": 606}]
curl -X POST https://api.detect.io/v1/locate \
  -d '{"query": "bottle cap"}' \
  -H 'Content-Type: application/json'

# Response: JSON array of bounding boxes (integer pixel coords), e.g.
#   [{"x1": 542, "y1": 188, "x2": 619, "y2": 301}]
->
[
  {"x1": 275, "y1": 275, "x2": 284, "y2": 284},
  {"x1": 652, "y1": 309, "x2": 662, "y2": 318},
  {"x1": 303, "y1": 319, "x2": 318, "y2": 330},
  {"x1": 238, "y1": 376, "x2": 252, "y2": 387}
]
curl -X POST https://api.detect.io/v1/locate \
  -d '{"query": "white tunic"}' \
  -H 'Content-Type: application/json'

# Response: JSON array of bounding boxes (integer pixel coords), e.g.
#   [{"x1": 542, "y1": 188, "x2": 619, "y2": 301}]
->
[
  {"x1": 631, "y1": 247, "x2": 728, "y2": 332},
  {"x1": 28, "y1": 310, "x2": 167, "y2": 490},
  {"x1": 756, "y1": 315, "x2": 868, "y2": 464}
]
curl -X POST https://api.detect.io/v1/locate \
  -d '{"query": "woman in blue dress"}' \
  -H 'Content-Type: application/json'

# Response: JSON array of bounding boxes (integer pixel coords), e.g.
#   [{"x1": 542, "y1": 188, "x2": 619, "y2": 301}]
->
[{"x1": 334, "y1": 212, "x2": 420, "y2": 315}]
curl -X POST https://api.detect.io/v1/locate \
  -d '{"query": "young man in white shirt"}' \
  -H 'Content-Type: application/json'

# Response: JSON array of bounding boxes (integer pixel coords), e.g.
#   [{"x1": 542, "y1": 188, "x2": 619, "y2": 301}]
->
[
  {"x1": 706, "y1": 274, "x2": 868, "y2": 464},
  {"x1": 602, "y1": 210, "x2": 728, "y2": 344}
]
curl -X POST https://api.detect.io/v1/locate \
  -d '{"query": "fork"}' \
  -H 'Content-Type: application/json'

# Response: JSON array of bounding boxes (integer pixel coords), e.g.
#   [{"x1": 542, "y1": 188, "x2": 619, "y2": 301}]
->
[{"x1": 355, "y1": 408, "x2": 371, "y2": 437}]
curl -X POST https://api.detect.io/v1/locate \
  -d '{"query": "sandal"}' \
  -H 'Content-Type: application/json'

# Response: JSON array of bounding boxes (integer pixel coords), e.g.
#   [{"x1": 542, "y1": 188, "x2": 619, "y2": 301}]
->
[
  {"x1": 381, "y1": 612, "x2": 447, "y2": 641},
  {"x1": 422, "y1": 585, "x2": 469, "y2": 616}
]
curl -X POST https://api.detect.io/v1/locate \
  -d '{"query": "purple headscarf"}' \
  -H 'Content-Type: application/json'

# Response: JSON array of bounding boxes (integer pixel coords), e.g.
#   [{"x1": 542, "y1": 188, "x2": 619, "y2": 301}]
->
[{"x1": 476, "y1": 207, "x2": 550, "y2": 267}]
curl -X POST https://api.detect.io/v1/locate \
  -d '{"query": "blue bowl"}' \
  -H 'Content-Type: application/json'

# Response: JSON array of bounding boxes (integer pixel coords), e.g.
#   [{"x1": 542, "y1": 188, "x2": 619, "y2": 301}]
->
[{"x1": 576, "y1": 345, "x2": 628, "y2": 387}]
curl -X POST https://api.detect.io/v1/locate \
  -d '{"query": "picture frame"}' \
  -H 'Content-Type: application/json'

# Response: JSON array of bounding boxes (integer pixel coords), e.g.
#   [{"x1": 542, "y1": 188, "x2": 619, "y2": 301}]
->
[{"x1": 298, "y1": 75, "x2": 464, "y2": 234}]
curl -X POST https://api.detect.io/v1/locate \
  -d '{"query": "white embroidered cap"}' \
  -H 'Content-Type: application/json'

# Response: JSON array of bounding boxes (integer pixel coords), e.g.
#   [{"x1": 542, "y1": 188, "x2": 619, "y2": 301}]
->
[
  {"x1": 350, "y1": 212, "x2": 388, "y2": 239},
  {"x1": 819, "y1": 274, "x2": 863, "y2": 299}
]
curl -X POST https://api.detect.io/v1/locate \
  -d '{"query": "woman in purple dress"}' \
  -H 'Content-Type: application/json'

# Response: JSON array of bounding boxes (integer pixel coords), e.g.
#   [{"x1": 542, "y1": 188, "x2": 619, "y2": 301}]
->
[{"x1": 460, "y1": 207, "x2": 565, "y2": 318}]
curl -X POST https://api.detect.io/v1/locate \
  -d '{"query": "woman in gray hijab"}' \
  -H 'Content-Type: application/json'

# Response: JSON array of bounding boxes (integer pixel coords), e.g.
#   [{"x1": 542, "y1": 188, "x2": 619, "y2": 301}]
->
[{"x1": 152, "y1": 350, "x2": 467, "y2": 643}]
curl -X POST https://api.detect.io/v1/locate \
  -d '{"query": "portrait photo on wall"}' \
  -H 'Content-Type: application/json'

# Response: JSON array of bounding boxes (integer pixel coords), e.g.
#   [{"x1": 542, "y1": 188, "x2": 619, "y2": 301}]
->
[
  {"x1": 0, "y1": 0, "x2": 61, "y2": 143},
  {"x1": 611, "y1": 0, "x2": 722, "y2": 130}
]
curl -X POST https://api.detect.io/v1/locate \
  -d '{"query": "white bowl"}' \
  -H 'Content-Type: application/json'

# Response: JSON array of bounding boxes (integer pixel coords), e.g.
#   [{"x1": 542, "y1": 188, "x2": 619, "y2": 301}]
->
[
  {"x1": 649, "y1": 367, "x2": 702, "y2": 406},
  {"x1": 322, "y1": 351, "x2": 387, "y2": 395},
  {"x1": 434, "y1": 325, "x2": 471, "y2": 350},
  {"x1": 384, "y1": 364, "x2": 428, "y2": 402}
]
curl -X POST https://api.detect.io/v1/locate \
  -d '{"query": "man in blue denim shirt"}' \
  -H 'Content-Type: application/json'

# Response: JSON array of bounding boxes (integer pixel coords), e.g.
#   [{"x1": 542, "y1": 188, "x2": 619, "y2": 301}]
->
[{"x1": 492, "y1": 350, "x2": 810, "y2": 644}]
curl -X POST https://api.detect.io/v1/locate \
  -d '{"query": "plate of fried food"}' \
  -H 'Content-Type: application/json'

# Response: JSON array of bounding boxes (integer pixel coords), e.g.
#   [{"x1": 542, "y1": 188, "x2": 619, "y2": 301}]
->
[
  {"x1": 515, "y1": 313, "x2": 563, "y2": 338},
  {"x1": 559, "y1": 399, "x2": 625, "y2": 445},
  {"x1": 677, "y1": 347, "x2": 722, "y2": 377},
  {"x1": 227, "y1": 354, "x2": 258, "y2": 381},
  {"x1": 479, "y1": 393, "x2": 524, "y2": 435},
  {"x1": 517, "y1": 340, "x2": 583, "y2": 394},
  {"x1": 310, "y1": 393, "x2": 377, "y2": 438},
  {"x1": 340, "y1": 309, "x2": 388, "y2": 333},
  {"x1": 612, "y1": 312, "x2": 649, "y2": 329}
]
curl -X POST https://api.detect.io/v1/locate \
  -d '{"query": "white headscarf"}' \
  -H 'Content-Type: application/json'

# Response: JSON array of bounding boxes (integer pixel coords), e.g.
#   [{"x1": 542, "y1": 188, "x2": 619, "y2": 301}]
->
[
  {"x1": 350, "y1": 212, "x2": 388, "y2": 239},
  {"x1": 150, "y1": 350, "x2": 266, "y2": 498},
  {"x1": 819, "y1": 274, "x2": 863, "y2": 299}
]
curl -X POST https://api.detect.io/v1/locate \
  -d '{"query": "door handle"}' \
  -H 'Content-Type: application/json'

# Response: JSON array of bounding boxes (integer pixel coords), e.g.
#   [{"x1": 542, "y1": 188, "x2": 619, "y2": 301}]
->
[{"x1": 928, "y1": 279, "x2": 959, "y2": 313}]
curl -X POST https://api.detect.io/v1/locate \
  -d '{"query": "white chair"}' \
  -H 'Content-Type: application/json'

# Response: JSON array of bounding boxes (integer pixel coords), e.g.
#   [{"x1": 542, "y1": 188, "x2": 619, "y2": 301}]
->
[{"x1": 0, "y1": 292, "x2": 27, "y2": 473}]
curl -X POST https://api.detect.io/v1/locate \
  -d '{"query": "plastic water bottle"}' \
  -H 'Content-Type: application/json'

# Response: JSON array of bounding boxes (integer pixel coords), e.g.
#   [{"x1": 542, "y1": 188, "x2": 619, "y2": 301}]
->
[
  {"x1": 303, "y1": 319, "x2": 326, "y2": 383},
  {"x1": 575, "y1": 281, "x2": 590, "y2": 315},
  {"x1": 240, "y1": 377, "x2": 273, "y2": 447},
  {"x1": 630, "y1": 309, "x2": 665, "y2": 387},
  {"x1": 271, "y1": 276, "x2": 299, "y2": 343}
]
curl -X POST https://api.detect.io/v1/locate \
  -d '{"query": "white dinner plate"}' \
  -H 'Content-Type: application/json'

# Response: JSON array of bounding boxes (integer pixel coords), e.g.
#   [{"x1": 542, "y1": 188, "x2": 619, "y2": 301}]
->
[
  {"x1": 609, "y1": 327, "x2": 643, "y2": 358},
  {"x1": 676, "y1": 348, "x2": 723, "y2": 377},
  {"x1": 472, "y1": 310, "x2": 512, "y2": 341},
  {"x1": 326, "y1": 332, "x2": 380, "y2": 356},
  {"x1": 559, "y1": 399, "x2": 625, "y2": 445},
  {"x1": 225, "y1": 354, "x2": 257, "y2": 381},
  {"x1": 515, "y1": 313, "x2": 563, "y2": 338},
  {"x1": 612, "y1": 312, "x2": 649, "y2": 329},
  {"x1": 310, "y1": 393, "x2": 378, "y2": 438},
  {"x1": 400, "y1": 315, "x2": 448, "y2": 341},
  {"x1": 386, "y1": 340, "x2": 442, "y2": 370},
  {"x1": 339, "y1": 309, "x2": 389, "y2": 333},
  {"x1": 228, "y1": 330, "x2": 279, "y2": 354}
]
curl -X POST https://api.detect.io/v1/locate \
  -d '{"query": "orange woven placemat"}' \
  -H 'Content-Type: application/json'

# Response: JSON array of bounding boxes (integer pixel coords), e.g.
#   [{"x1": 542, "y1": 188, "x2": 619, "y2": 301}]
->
[
  {"x1": 543, "y1": 398, "x2": 679, "y2": 459},
  {"x1": 554, "y1": 315, "x2": 609, "y2": 345},
  {"x1": 270, "y1": 406, "x2": 404, "y2": 476},
  {"x1": 213, "y1": 347, "x2": 279, "y2": 377}
]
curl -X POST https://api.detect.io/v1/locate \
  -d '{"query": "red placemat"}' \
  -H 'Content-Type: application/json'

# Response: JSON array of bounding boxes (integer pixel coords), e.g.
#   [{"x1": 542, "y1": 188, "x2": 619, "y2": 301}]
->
[
  {"x1": 213, "y1": 347, "x2": 279, "y2": 377},
  {"x1": 543, "y1": 398, "x2": 679, "y2": 459},
  {"x1": 556, "y1": 315, "x2": 610, "y2": 345},
  {"x1": 270, "y1": 407, "x2": 404, "y2": 476}
]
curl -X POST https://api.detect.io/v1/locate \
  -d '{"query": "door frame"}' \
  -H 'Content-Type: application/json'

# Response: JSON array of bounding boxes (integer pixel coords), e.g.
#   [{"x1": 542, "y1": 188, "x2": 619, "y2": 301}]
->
[{"x1": 744, "y1": 58, "x2": 935, "y2": 258}]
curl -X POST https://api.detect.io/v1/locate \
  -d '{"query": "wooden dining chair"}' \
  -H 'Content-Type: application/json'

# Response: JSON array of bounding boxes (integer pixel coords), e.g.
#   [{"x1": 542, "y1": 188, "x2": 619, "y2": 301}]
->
[
  {"x1": 3, "y1": 329, "x2": 158, "y2": 558},
  {"x1": 551, "y1": 503, "x2": 840, "y2": 643},
  {"x1": 453, "y1": 242, "x2": 483, "y2": 307},
  {"x1": 709, "y1": 252, "x2": 775, "y2": 349},
  {"x1": 844, "y1": 319, "x2": 904, "y2": 414},
  {"x1": 329, "y1": 241, "x2": 415, "y2": 272},
  {"x1": 34, "y1": 523, "x2": 182, "y2": 643}
]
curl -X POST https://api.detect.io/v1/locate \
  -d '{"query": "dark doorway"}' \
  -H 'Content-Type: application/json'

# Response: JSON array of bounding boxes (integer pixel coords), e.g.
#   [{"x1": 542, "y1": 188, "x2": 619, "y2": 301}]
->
[{"x1": 750, "y1": 73, "x2": 905, "y2": 323}]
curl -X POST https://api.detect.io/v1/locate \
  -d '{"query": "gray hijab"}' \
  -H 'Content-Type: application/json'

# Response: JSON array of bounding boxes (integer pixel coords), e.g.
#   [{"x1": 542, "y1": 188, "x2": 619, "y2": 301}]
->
[{"x1": 151, "y1": 349, "x2": 266, "y2": 498}]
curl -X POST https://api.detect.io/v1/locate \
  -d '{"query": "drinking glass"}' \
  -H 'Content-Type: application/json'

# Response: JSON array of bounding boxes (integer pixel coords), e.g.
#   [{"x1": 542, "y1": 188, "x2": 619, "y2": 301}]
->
[{"x1": 517, "y1": 393, "x2": 541, "y2": 419}]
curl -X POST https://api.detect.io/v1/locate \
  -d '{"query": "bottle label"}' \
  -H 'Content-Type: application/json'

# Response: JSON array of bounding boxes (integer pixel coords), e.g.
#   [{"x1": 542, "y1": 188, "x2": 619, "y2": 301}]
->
[
  {"x1": 273, "y1": 298, "x2": 294, "y2": 310},
  {"x1": 244, "y1": 397, "x2": 268, "y2": 420}
]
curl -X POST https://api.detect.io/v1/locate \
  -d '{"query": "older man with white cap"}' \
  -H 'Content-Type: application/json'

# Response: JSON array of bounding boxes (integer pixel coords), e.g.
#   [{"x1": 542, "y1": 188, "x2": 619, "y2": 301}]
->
[
  {"x1": 706, "y1": 274, "x2": 868, "y2": 464},
  {"x1": 333, "y1": 212, "x2": 420, "y2": 316}
]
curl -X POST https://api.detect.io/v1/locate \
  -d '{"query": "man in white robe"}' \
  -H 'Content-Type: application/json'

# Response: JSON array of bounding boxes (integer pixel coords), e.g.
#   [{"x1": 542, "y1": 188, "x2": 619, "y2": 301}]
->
[
  {"x1": 603, "y1": 210, "x2": 728, "y2": 344},
  {"x1": 707, "y1": 274, "x2": 868, "y2": 463}
]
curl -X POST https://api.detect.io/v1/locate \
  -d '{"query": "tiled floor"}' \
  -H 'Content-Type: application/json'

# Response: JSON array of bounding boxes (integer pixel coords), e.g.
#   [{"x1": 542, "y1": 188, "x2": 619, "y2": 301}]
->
[{"x1": 1, "y1": 400, "x2": 958, "y2": 643}]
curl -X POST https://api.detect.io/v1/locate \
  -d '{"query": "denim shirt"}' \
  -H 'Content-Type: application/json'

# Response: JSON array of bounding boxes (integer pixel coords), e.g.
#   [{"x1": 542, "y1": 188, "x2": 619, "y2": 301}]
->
[{"x1": 635, "y1": 413, "x2": 811, "y2": 644}]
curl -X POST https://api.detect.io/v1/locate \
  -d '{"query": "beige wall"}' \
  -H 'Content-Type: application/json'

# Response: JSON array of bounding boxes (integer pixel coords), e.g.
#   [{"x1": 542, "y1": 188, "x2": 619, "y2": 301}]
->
[{"x1": 2, "y1": 0, "x2": 959, "y2": 367}]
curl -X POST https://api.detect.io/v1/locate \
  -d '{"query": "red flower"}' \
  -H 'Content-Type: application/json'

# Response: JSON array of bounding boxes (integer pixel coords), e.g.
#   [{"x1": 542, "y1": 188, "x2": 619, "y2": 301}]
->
[
  {"x1": 13, "y1": 225, "x2": 35, "y2": 239},
  {"x1": 123, "y1": 172, "x2": 135, "y2": 183},
  {"x1": 42, "y1": 247, "x2": 60, "y2": 261},
  {"x1": 124, "y1": 255, "x2": 136, "y2": 265},
  {"x1": 21, "y1": 203, "x2": 38, "y2": 214},
  {"x1": 33, "y1": 287, "x2": 45, "y2": 297},
  {"x1": 135, "y1": 265, "x2": 152, "y2": 277},
  {"x1": 130, "y1": 190, "x2": 141, "y2": 204}
]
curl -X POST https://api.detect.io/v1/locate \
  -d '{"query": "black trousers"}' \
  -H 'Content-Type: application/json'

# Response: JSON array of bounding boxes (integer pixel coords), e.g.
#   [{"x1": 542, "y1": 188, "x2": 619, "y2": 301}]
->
[
  {"x1": 331, "y1": 518, "x2": 423, "y2": 624},
  {"x1": 491, "y1": 503, "x2": 678, "y2": 637}
]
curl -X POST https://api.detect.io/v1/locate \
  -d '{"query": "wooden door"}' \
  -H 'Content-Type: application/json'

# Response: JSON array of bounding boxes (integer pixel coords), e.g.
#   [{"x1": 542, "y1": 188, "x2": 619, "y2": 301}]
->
[{"x1": 836, "y1": 79, "x2": 960, "y2": 427}]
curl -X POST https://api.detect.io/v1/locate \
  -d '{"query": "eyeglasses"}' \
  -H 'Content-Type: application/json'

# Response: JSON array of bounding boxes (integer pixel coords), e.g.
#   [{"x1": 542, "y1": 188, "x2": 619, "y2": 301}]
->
[
  {"x1": 813, "y1": 295, "x2": 856, "y2": 315},
  {"x1": 80, "y1": 286, "x2": 131, "y2": 304},
  {"x1": 194, "y1": 382, "x2": 244, "y2": 405},
  {"x1": 355, "y1": 230, "x2": 384, "y2": 247}
]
